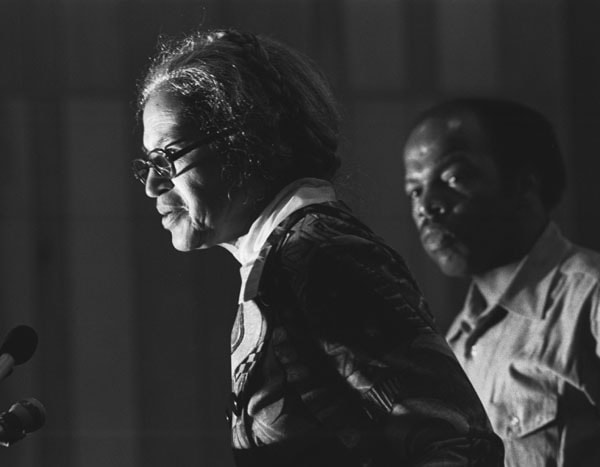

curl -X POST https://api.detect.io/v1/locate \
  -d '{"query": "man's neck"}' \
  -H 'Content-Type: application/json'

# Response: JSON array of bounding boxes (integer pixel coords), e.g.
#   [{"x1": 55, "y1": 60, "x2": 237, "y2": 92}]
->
[
  {"x1": 472, "y1": 215, "x2": 550, "y2": 305},
  {"x1": 473, "y1": 260, "x2": 522, "y2": 308}
]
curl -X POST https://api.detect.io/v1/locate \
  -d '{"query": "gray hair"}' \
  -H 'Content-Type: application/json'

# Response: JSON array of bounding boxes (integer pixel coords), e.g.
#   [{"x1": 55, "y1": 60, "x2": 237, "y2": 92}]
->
[{"x1": 137, "y1": 29, "x2": 341, "y2": 198}]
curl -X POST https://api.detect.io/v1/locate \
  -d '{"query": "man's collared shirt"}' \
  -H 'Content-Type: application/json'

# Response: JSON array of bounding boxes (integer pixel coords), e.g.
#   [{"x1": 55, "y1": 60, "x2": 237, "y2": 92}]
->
[{"x1": 447, "y1": 222, "x2": 600, "y2": 466}]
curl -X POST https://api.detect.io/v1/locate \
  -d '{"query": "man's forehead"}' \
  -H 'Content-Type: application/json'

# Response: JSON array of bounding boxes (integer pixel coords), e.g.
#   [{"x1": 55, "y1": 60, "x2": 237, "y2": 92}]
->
[
  {"x1": 403, "y1": 110, "x2": 496, "y2": 178},
  {"x1": 446, "y1": 116, "x2": 464, "y2": 131},
  {"x1": 416, "y1": 110, "x2": 488, "y2": 146}
]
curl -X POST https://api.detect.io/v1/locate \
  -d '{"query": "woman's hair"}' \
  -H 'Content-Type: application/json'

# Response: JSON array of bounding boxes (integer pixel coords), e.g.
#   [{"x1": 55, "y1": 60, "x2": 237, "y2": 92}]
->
[{"x1": 137, "y1": 29, "x2": 341, "y2": 197}]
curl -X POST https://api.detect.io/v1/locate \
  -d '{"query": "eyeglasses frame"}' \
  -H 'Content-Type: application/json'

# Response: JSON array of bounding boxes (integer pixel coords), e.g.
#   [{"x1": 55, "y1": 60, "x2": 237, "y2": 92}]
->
[{"x1": 132, "y1": 129, "x2": 236, "y2": 184}]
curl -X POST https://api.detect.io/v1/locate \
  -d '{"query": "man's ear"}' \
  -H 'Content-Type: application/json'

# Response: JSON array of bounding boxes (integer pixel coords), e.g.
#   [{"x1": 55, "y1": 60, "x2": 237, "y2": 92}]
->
[
  {"x1": 525, "y1": 171, "x2": 541, "y2": 194},
  {"x1": 514, "y1": 170, "x2": 541, "y2": 198},
  {"x1": 515, "y1": 171, "x2": 547, "y2": 215}
]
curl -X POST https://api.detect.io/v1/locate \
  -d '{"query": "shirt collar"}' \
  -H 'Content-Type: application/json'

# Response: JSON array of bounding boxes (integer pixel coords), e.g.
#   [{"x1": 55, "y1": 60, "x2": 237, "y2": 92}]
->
[
  {"x1": 473, "y1": 256, "x2": 522, "y2": 310},
  {"x1": 497, "y1": 221, "x2": 571, "y2": 319},
  {"x1": 447, "y1": 222, "x2": 570, "y2": 342},
  {"x1": 220, "y1": 178, "x2": 337, "y2": 304},
  {"x1": 465, "y1": 222, "x2": 570, "y2": 321},
  {"x1": 222, "y1": 178, "x2": 337, "y2": 266}
]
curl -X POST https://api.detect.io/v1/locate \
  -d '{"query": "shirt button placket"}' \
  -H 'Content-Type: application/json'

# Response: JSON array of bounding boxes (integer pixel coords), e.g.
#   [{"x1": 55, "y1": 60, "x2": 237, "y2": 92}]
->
[{"x1": 509, "y1": 415, "x2": 520, "y2": 435}]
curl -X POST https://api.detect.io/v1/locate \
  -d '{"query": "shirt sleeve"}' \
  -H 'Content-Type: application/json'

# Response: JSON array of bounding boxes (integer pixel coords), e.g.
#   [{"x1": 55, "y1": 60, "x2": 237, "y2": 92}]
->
[
  {"x1": 590, "y1": 283, "x2": 600, "y2": 358},
  {"x1": 279, "y1": 231, "x2": 504, "y2": 466}
]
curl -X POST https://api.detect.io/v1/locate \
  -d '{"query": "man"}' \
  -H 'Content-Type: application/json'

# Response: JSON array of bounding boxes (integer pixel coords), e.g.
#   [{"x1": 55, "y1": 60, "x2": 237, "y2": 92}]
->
[{"x1": 403, "y1": 98, "x2": 600, "y2": 466}]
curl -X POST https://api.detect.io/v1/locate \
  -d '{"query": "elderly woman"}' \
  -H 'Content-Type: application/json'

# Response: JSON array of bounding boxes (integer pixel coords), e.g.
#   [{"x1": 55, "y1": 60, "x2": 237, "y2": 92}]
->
[{"x1": 132, "y1": 29, "x2": 503, "y2": 466}]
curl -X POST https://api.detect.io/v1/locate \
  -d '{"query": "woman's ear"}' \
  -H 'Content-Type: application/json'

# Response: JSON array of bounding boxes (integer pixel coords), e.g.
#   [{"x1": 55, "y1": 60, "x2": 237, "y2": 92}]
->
[{"x1": 240, "y1": 176, "x2": 268, "y2": 208}]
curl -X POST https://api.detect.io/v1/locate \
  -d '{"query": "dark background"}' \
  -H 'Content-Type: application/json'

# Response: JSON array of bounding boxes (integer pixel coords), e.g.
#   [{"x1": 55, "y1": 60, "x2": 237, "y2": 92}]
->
[{"x1": 1, "y1": 0, "x2": 599, "y2": 466}]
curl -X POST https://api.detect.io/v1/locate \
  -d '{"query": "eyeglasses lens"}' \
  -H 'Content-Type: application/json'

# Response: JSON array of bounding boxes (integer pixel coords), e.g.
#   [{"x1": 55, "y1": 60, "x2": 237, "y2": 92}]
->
[
  {"x1": 131, "y1": 156, "x2": 173, "y2": 184},
  {"x1": 152, "y1": 155, "x2": 172, "y2": 175},
  {"x1": 132, "y1": 160, "x2": 150, "y2": 183}
]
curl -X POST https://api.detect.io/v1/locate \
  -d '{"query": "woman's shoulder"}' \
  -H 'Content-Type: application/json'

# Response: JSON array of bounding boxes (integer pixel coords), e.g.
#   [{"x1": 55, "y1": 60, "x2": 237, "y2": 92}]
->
[{"x1": 276, "y1": 201, "x2": 384, "y2": 257}]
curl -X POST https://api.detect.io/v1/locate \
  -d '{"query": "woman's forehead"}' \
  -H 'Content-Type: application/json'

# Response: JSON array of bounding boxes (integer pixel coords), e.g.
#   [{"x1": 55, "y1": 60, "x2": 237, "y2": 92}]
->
[{"x1": 142, "y1": 92, "x2": 188, "y2": 149}]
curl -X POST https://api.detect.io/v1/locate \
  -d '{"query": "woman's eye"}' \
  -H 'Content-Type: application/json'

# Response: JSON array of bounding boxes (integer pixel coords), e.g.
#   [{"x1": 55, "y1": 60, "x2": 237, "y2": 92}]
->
[{"x1": 407, "y1": 188, "x2": 421, "y2": 200}]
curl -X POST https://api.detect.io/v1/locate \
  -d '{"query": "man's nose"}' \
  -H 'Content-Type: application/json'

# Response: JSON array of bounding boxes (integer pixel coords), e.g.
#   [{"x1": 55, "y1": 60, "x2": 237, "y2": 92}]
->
[
  {"x1": 417, "y1": 188, "x2": 448, "y2": 220},
  {"x1": 145, "y1": 168, "x2": 173, "y2": 198}
]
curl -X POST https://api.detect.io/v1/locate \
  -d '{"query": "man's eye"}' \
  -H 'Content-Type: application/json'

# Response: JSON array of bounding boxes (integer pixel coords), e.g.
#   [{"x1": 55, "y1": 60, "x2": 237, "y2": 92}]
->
[{"x1": 446, "y1": 174, "x2": 465, "y2": 188}]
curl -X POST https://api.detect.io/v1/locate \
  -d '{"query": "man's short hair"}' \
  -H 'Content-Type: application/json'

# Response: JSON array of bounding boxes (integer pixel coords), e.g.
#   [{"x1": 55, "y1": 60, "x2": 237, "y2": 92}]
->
[{"x1": 413, "y1": 98, "x2": 566, "y2": 210}]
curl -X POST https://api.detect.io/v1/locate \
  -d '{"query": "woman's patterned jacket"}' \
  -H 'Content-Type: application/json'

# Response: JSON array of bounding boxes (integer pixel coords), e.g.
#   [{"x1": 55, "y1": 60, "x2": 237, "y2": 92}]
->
[{"x1": 229, "y1": 201, "x2": 504, "y2": 466}]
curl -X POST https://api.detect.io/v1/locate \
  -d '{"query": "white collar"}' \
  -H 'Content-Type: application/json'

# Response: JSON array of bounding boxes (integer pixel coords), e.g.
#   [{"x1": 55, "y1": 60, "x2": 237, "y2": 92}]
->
[
  {"x1": 472, "y1": 258, "x2": 522, "y2": 310},
  {"x1": 220, "y1": 178, "x2": 337, "y2": 303}
]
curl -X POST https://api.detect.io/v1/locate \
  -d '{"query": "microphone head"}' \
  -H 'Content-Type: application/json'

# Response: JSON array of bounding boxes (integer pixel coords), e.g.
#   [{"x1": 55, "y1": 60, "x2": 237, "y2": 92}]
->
[
  {"x1": 0, "y1": 325, "x2": 38, "y2": 365},
  {"x1": 8, "y1": 398, "x2": 46, "y2": 433}
]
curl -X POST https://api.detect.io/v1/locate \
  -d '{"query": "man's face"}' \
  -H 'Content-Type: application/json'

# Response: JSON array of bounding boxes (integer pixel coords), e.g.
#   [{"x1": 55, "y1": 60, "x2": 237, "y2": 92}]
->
[
  {"x1": 142, "y1": 90, "x2": 256, "y2": 251},
  {"x1": 403, "y1": 112, "x2": 522, "y2": 277}
]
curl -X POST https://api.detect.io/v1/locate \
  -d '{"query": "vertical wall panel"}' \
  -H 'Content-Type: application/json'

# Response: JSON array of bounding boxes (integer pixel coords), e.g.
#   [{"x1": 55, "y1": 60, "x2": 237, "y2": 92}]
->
[
  {"x1": 0, "y1": 99, "x2": 40, "y2": 467},
  {"x1": 343, "y1": 0, "x2": 407, "y2": 90},
  {"x1": 223, "y1": 0, "x2": 312, "y2": 52},
  {"x1": 498, "y1": 0, "x2": 573, "y2": 234},
  {"x1": 31, "y1": 101, "x2": 72, "y2": 467},
  {"x1": 0, "y1": 1, "x2": 27, "y2": 91},
  {"x1": 567, "y1": 0, "x2": 600, "y2": 250},
  {"x1": 62, "y1": 2, "x2": 123, "y2": 92},
  {"x1": 65, "y1": 98, "x2": 138, "y2": 467},
  {"x1": 404, "y1": 0, "x2": 438, "y2": 94},
  {"x1": 349, "y1": 100, "x2": 415, "y2": 233},
  {"x1": 436, "y1": 0, "x2": 498, "y2": 93},
  {"x1": 0, "y1": 99, "x2": 36, "y2": 343}
]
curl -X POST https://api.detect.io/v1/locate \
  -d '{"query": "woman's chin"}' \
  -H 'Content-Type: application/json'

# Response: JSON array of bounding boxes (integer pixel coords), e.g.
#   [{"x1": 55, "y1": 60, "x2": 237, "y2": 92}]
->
[{"x1": 169, "y1": 227, "x2": 213, "y2": 252}]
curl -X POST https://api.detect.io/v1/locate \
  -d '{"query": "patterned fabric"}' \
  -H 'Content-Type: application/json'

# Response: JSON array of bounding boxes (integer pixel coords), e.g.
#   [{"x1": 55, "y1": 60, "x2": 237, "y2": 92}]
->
[
  {"x1": 230, "y1": 201, "x2": 504, "y2": 466},
  {"x1": 447, "y1": 222, "x2": 600, "y2": 467}
]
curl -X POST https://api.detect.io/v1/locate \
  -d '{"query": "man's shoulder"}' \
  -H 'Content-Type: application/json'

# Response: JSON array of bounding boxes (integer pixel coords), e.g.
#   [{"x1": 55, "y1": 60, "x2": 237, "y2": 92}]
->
[
  {"x1": 546, "y1": 241, "x2": 600, "y2": 320},
  {"x1": 559, "y1": 241, "x2": 600, "y2": 285}
]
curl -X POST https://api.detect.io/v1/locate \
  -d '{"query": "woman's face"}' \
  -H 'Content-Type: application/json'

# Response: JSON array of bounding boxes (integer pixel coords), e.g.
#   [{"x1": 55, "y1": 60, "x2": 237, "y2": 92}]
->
[{"x1": 142, "y1": 90, "x2": 258, "y2": 251}]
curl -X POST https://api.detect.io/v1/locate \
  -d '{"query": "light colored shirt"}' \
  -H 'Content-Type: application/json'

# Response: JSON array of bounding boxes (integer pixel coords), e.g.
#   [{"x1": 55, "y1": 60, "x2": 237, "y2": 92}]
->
[{"x1": 447, "y1": 222, "x2": 600, "y2": 467}]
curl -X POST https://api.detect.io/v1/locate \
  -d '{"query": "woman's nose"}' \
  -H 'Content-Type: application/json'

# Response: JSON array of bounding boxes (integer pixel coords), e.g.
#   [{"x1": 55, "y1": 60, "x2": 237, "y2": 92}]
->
[{"x1": 145, "y1": 168, "x2": 173, "y2": 198}]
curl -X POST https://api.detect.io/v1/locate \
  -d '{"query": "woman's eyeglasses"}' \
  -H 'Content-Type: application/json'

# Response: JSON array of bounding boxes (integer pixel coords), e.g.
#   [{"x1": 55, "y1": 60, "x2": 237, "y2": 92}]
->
[{"x1": 131, "y1": 130, "x2": 234, "y2": 184}]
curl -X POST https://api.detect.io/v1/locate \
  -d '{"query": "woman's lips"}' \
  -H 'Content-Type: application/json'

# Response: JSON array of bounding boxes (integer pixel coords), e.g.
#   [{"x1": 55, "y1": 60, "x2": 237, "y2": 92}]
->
[{"x1": 160, "y1": 208, "x2": 185, "y2": 229}]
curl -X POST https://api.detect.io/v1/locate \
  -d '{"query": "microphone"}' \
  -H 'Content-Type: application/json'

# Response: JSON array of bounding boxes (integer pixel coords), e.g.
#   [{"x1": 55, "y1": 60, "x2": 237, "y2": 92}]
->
[
  {"x1": 0, "y1": 325, "x2": 38, "y2": 383},
  {"x1": 0, "y1": 398, "x2": 46, "y2": 447}
]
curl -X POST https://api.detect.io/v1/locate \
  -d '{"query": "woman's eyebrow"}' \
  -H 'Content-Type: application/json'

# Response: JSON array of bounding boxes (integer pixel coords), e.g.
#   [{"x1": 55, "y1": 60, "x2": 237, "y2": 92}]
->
[{"x1": 142, "y1": 136, "x2": 188, "y2": 156}]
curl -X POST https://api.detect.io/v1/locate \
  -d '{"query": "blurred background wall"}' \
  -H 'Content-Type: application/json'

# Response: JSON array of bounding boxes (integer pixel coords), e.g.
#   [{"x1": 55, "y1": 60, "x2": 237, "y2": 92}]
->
[{"x1": 0, "y1": 0, "x2": 598, "y2": 465}]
